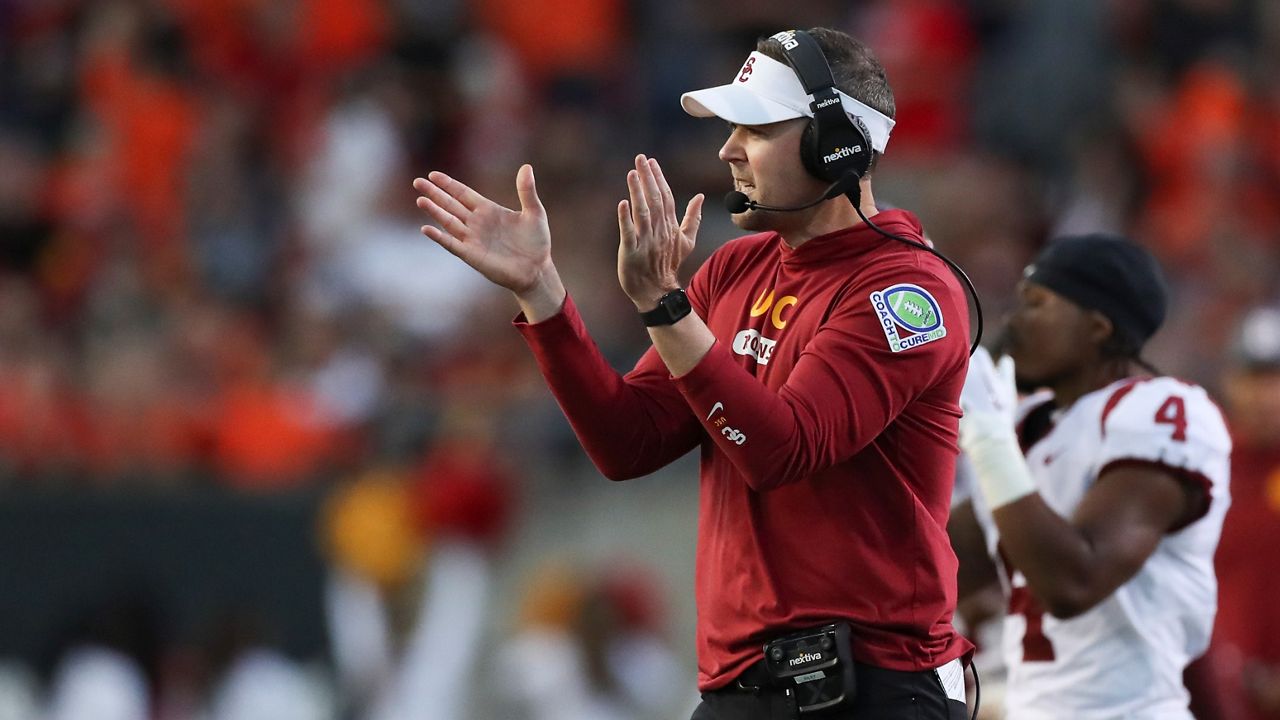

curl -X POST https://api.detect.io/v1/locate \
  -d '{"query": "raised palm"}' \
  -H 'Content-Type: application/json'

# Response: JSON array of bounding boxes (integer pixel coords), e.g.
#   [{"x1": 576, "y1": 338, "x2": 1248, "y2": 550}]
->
[
  {"x1": 616, "y1": 155, "x2": 704, "y2": 307},
  {"x1": 413, "y1": 164, "x2": 551, "y2": 294}
]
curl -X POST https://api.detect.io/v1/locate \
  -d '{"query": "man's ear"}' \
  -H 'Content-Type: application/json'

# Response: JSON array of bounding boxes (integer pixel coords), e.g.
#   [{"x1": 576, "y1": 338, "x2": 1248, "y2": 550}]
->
[{"x1": 1087, "y1": 310, "x2": 1115, "y2": 347}]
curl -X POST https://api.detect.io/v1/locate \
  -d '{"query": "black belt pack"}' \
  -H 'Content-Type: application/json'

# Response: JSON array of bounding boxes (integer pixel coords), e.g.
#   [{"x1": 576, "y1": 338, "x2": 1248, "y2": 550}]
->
[{"x1": 762, "y1": 622, "x2": 857, "y2": 714}]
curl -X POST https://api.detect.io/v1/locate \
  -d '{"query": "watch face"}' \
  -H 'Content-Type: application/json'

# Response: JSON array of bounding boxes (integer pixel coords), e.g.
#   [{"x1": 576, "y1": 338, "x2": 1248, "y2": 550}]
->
[{"x1": 643, "y1": 289, "x2": 690, "y2": 326}]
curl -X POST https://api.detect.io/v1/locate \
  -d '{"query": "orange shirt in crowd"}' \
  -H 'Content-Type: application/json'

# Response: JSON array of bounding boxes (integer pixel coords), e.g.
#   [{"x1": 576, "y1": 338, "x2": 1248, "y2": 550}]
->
[{"x1": 475, "y1": 0, "x2": 624, "y2": 84}]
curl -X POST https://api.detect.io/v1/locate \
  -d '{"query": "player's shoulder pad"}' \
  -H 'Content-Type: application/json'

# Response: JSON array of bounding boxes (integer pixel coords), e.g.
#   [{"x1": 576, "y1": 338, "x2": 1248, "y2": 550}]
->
[{"x1": 1102, "y1": 376, "x2": 1232, "y2": 456}]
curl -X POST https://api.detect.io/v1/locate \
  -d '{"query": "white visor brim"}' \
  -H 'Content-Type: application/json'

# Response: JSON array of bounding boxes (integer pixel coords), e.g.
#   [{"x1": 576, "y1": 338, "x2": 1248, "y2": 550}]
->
[{"x1": 680, "y1": 52, "x2": 894, "y2": 154}]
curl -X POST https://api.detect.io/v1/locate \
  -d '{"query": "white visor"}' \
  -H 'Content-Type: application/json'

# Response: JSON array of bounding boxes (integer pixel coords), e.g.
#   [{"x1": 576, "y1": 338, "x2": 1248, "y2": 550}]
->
[{"x1": 681, "y1": 52, "x2": 894, "y2": 154}]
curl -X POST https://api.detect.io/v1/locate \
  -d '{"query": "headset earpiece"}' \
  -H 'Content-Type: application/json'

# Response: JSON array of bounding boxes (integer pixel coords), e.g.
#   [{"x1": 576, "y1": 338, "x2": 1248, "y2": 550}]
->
[
  {"x1": 799, "y1": 115, "x2": 871, "y2": 183},
  {"x1": 799, "y1": 121, "x2": 823, "y2": 179},
  {"x1": 772, "y1": 30, "x2": 873, "y2": 184}
]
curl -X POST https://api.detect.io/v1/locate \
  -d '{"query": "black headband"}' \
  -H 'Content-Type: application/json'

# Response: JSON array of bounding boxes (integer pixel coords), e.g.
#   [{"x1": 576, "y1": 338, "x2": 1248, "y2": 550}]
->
[{"x1": 1025, "y1": 234, "x2": 1169, "y2": 350}]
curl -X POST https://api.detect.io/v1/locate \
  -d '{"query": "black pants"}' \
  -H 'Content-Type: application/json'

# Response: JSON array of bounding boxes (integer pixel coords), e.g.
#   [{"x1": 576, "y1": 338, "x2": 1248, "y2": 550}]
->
[{"x1": 690, "y1": 661, "x2": 968, "y2": 720}]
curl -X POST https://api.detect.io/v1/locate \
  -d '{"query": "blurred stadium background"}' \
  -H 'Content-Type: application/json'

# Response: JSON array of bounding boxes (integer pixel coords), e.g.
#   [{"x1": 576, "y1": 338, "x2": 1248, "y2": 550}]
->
[{"x1": 0, "y1": 0, "x2": 1277, "y2": 718}]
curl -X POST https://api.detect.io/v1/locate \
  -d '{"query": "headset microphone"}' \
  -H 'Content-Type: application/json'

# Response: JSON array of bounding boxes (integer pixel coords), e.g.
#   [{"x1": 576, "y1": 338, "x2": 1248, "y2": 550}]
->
[
  {"x1": 724, "y1": 173, "x2": 860, "y2": 214},
  {"x1": 722, "y1": 191, "x2": 755, "y2": 214}
]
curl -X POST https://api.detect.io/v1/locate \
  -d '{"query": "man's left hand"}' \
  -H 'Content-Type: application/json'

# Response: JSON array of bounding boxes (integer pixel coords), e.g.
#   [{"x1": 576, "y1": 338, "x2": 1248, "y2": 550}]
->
[{"x1": 617, "y1": 154, "x2": 704, "y2": 310}]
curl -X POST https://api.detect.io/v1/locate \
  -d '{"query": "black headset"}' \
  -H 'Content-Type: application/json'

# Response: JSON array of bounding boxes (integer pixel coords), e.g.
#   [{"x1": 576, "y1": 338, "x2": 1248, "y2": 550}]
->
[{"x1": 771, "y1": 29, "x2": 873, "y2": 184}]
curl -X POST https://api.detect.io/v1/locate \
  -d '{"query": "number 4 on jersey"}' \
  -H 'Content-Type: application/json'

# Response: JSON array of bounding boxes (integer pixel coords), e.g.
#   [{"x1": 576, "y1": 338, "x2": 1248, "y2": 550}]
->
[{"x1": 1154, "y1": 395, "x2": 1187, "y2": 441}]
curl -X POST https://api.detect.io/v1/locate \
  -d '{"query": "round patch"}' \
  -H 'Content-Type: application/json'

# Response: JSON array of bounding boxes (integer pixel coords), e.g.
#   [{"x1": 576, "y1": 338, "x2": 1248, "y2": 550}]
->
[{"x1": 881, "y1": 284, "x2": 942, "y2": 333}]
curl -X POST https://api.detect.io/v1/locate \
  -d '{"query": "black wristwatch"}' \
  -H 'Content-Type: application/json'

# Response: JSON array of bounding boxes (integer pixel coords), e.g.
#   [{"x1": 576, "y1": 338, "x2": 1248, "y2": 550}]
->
[{"x1": 640, "y1": 288, "x2": 692, "y2": 327}]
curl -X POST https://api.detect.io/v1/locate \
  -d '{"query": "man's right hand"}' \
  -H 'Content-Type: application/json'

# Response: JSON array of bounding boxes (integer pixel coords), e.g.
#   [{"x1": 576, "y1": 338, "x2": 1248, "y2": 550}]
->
[{"x1": 413, "y1": 165, "x2": 566, "y2": 319}]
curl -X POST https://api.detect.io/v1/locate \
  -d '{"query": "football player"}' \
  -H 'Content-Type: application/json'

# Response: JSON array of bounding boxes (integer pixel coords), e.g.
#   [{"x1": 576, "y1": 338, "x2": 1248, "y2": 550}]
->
[{"x1": 952, "y1": 234, "x2": 1231, "y2": 719}]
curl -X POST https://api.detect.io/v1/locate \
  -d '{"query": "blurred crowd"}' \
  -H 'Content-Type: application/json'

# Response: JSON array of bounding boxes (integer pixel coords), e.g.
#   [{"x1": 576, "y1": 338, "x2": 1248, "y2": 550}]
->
[
  {"x1": 1, "y1": 0, "x2": 1279, "y2": 718},
  {"x1": 2, "y1": 0, "x2": 1278, "y2": 488}
]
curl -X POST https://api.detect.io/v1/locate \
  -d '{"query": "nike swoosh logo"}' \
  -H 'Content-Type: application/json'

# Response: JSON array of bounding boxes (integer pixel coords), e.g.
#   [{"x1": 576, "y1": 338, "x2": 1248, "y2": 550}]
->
[{"x1": 706, "y1": 402, "x2": 724, "y2": 420}]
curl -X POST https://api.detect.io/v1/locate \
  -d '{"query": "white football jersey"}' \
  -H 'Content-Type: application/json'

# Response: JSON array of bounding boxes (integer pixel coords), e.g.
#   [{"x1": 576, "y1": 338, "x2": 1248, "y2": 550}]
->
[{"x1": 971, "y1": 376, "x2": 1232, "y2": 719}]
